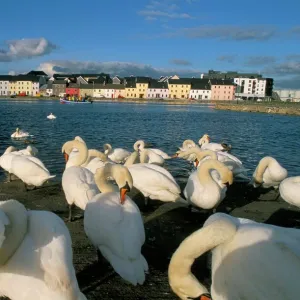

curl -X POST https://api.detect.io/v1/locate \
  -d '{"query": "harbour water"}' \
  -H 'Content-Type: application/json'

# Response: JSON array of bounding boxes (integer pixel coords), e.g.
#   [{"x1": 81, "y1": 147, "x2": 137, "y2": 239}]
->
[{"x1": 0, "y1": 100, "x2": 299, "y2": 182}]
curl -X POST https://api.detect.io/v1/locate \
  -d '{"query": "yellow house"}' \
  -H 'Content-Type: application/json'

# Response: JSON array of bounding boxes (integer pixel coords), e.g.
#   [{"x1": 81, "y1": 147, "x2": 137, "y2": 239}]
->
[
  {"x1": 79, "y1": 84, "x2": 94, "y2": 97},
  {"x1": 92, "y1": 84, "x2": 106, "y2": 98},
  {"x1": 9, "y1": 75, "x2": 40, "y2": 96},
  {"x1": 168, "y1": 79, "x2": 191, "y2": 99},
  {"x1": 125, "y1": 82, "x2": 137, "y2": 98},
  {"x1": 135, "y1": 77, "x2": 149, "y2": 99}
]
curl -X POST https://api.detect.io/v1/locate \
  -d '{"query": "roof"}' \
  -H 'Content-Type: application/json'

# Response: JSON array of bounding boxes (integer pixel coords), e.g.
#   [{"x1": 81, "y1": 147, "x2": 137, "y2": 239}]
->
[
  {"x1": 10, "y1": 75, "x2": 39, "y2": 82},
  {"x1": 52, "y1": 80, "x2": 66, "y2": 85},
  {"x1": 210, "y1": 79, "x2": 234, "y2": 85},
  {"x1": 88, "y1": 77, "x2": 105, "y2": 84},
  {"x1": 148, "y1": 80, "x2": 168, "y2": 89},
  {"x1": 67, "y1": 83, "x2": 79, "y2": 88},
  {"x1": 27, "y1": 70, "x2": 48, "y2": 76},
  {"x1": 0, "y1": 75, "x2": 12, "y2": 81},
  {"x1": 39, "y1": 84, "x2": 47, "y2": 90},
  {"x1": 47, "y1": 82, "x2": 53, "y2": 89},
  {"x1": 191, "y1": 81, "x2": 211, "y2": 90},
  {"x1": 79, "y1": 84, "x2": 94, "y2": 89},
  {"x1": 168, "y1": 78, "x2": 192, "y2": 85},
  {"x1": 102, "y1": 84, "x2": 125, "y2": 90},
  {"x1": 136, "y1": 76, "x2": 151, "y2": 83},
  {"x1": 126, "y1": 82, "x2": 136, "y2": 88}
]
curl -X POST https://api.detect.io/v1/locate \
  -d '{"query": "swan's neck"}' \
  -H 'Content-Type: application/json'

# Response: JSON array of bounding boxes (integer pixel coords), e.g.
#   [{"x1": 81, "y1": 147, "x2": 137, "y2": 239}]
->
[
  {"x1": 0, "y1": 200, "x2": 28, "y2": 266},
  {"x1": 198, "y1": 160, "x2": 225, "y2": 185},
  {"x1": 104, "y1": 144, "x2": 112, "y2": 155},
  {"x1": 94, "y1": 164, "x2": 118, "y2": 193},
  {"x1": 134, "y1": 140, "x2": 145, "y2": 151},
  {"x1": 139, "y1": 149, "x2": 150, "y2": 163},
  {"x1": 168, "y1": 218, "x2": 237, "y2": 299},
  {"x1": 255, "y1": 156, "x2": 274, "y2": 182},
  {"x1": 83, "y1": 149, "x2": 108, "y2": 166},
  {"x1": 124, "y1": 151, "x2": 140, "y2": 166}
]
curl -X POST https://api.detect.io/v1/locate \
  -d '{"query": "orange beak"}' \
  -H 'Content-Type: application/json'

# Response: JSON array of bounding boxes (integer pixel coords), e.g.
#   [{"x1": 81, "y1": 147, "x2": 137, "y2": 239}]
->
[
  {"x1": 120, "y1": 188, "x2": 128, "y2": 205},
  {"x1": 195, "y1": 158, "x2": 199, "y2": 167},
  {"x1": 200, "y1": 294, "x2": 212, "y2": 300},
  {"x1": 171, "y1": 153, "x2": 179, "y2": 158},
  {"x1": 64, "y1": 152, "x2": 69, "y2": 162}
]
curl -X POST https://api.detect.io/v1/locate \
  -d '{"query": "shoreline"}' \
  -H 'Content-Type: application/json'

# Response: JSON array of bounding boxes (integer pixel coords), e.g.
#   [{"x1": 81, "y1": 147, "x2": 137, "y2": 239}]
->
[{"x1": 215, "y1": 103, "x2": 300, "y2": 116}]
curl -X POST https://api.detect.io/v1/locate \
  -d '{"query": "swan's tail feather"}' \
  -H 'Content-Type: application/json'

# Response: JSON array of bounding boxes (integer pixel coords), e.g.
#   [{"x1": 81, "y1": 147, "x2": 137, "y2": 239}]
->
[
  {"x1": 143, "y1": 199, "x2": 188, "y2": 224},
  {"x1": 48, "y1": 175, "x2": 56, "y2": 179}
]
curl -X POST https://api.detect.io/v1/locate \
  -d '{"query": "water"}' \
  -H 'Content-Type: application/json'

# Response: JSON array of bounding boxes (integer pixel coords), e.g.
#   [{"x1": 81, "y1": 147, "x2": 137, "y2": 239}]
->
[{"x1": 0, "y1": 100, "x2": 300, "y2": 184}]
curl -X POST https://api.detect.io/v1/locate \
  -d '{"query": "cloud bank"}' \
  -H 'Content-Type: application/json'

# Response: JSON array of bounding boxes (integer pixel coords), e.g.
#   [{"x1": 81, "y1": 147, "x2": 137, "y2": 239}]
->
[{"x1": 0, "y1": 38, "x2": 57, "y2": 62}]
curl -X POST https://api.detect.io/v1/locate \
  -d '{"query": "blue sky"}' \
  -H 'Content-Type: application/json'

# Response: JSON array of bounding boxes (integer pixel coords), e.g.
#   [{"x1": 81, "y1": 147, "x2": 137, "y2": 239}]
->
[{"x1": 0, "y1": 0, "x2": 299, "y2": 88}]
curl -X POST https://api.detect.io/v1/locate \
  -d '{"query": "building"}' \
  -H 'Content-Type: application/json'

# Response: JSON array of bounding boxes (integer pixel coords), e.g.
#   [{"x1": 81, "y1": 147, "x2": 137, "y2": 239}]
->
[
  {"x1": 52, "y1": 80, "x2": 66, "y2": 96},
  {"x1": 79, "y1": 84, "x2": 94, "y2": 98},
  {"x1": 210, "y1": 79, "x2": 235, "y2": 100},
  {"x1": 0, "y1": 75, "x2": 11, "y2": 96},
  {"x1": 234, "y1": 77, "x2": 273, "y2": 99},
  {"x1": 136, "y1": 77, "x2": 150, "y2": 98},
  {"x1": 189, "y1": 80, "x2": 211, "y2": 100},
  {"x1": 46, "y1": 82, "x2": 53, "y2": 96},
  {"x1": 146, "y1": 81, "x2": 169, "y2": 99},
  {"x1": 9, "y1": 75, "x2": 40, "y2": 96},
  {"x1": 93, "y1": 84, "x2": 106, "y2": 98},
  {"x1": 102, "y1": 84, "x2": 126, "y2": 98},
  {"x1": 38, "y1": 84, "x2": 48, "y2": 96},
  {"x1": 202, "y1": 70, "x2": 262, "y2": 80},
  {"x1": 274, "y1": 89, "x2": 300, "y2": 102},
  {"x1": 125, "y1": 81, "x2": 137, "y2": 98},
  {"x1": 112, "y1": 76, "x2": 124, "y2": 84},
  {"x1": 66, "y1": 83, "x2": 79, "y2": 96},
  {"x1": 168, "y1": 78, "x2": 191, "y2": 99}
]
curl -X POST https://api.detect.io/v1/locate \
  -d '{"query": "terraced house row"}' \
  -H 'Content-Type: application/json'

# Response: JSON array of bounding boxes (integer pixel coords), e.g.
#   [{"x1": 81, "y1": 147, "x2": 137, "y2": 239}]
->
[{"x1": 0, "y1": 70, "x2": 274, "y2": 100}]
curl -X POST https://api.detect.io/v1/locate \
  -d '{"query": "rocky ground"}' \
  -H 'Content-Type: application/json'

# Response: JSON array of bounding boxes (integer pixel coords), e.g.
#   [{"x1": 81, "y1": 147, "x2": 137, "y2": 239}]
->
[{"x1": 0, "y1": 177, "x2": 299, "y2": 300}]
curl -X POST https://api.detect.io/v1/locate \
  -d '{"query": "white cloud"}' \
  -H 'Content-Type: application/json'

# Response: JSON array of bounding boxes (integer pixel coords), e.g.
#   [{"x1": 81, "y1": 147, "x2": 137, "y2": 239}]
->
[
  {"x1": 37, "y1": 60, "x2": 201, "y2": 78},
  {"x1": 0, "y1": 38, "x2": 57, "y2": 62}
]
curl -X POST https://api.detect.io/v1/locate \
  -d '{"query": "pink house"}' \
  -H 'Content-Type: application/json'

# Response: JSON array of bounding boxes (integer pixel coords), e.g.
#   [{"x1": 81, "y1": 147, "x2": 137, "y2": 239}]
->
[
  {"x1": 210, "y1": 79, "x2": 235, "y2": 100},
  {"x1": 146, "y1": 81, "x2": 169, "y2": 99}
]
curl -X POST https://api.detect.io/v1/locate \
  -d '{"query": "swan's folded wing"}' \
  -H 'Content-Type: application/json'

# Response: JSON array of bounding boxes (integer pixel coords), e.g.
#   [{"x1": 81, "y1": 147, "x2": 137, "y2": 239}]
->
[
  {"x1": 29, "y1": 211, "x2": 76, "y2": 292},
  {"x1": 0, "y1": 210, "x2": 9, "y2": 248}
]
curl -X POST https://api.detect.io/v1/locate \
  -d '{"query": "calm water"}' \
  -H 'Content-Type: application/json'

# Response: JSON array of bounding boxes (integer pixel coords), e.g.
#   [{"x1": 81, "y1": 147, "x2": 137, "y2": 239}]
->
[{"x1": 0, "y1": 100, "x2": 299, "y2": 184}]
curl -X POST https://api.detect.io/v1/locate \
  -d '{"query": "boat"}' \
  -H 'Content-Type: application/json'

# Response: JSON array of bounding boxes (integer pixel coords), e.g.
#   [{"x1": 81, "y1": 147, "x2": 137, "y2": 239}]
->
[{"x1": 60, "y1": 98, "x2": 93, "y2": 104}]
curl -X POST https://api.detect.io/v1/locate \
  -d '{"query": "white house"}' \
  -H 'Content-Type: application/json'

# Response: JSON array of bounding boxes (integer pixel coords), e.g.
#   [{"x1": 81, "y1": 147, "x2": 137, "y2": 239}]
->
[
  {"x1": 234, "y1": 77, "x2": 267, "y2": 98},
  {"x1": 189, "y1": 81, "x2": 211, "y2": 100},
  {"x1": 146, "y1": 81, "x2": 169, "y2": 99},
  {"x1": 274, "y1": 89, "x2": 300, "y2": 102},
  {"x1": 0, "y1": 76, "x2": 11, "y2": 96},
  {"x1": 32, "y1": 80, "x2": 40, "y2": 96}
]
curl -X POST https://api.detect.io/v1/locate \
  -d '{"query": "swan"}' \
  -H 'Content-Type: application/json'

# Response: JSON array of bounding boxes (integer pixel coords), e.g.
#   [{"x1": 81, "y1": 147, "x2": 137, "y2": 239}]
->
[
  {"x1": 10, "y1": 154, "x2": 55, "y2": 190},
  {"x1": 168, "y1": 212, "x2": 300, "y2": 300},
  {"x1": 181, "y1": 159, "x2": 233, "y2": 210},
  {"x1": 47, "y1": 113, "x2": 56, "y2": 119},
  {"x1": 0, "y1": 199, "x2": 86, "y2": 300},
  {"x1": 83, "y1": 149, "x2": 114, "y2": 174},
  {"x1": 199, "y1": 134, "x2": 231, "y2": 152},
  {"x1": 84, "y1": 164, "x2": 148, "y2": 285},
  {"x1": 11, "y1": 128, "x2": 31, "y2": 139},
  {"x1": 134, "y1": 139, "x2": 171, "y2": 159},
  {"x1": 279, "y1": 176, "x2": 300, "y2": 208},
  {"x1": 124, "y1": 151, "x2": 187, "y2": 206},
  {"x1": 175, "y1": 139, "x2": 201, "y2": 161},
  {"x1": 18, "y1": 145, "x2": 39, "y2": 156},
  {"x1": 251, "y1": 156, "x2": 288, "y2": 189},
  {"x1": 66, "y1": 136, "x2": 87, "y2": 169},
  {"x1": 103, "y1": 143, "x2": 131, "y2": 163},
  {"x1": 134, "y1": 140, "x2": 165, "y2": 166},
  {"x1": 62, "y1": 140, "x2": 99, "y2": 221}
]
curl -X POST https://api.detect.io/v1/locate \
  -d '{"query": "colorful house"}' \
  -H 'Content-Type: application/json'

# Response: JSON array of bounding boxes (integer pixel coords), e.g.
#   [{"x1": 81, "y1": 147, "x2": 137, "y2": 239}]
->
[
  {"x1": 66, "y1": 83, "x2": 79, "y2": 96},
  {"x1": 9, "y1": 75, "x2": 39, "y2": 96},
  {"x1": 79, "y1": 84, "x2": 94, "y2": 98},
  {"x1": 0, "y1": 75, "x2": 11, "y2": 96},
  {"x1": 210, "y1": 79, "x2": 235, "y2": 100},
  {"x1": 93, "y1": 84, "x2": 106, "y2": 98},
  {"x1": 168, "y1": 78, "x2": 191, "y2": 99},
  {"x1": 136, "y1": 77, "x2": 150, "y2": 98},
  {"x1": 125, "y1": 81, "x2": 137, "y2": 98},
  {"x1": 189, "y1": 80, "x2": 211, "y2": 100},
  {"x1": 146, "y1": 81, "x2": 169, "y2": 99}
]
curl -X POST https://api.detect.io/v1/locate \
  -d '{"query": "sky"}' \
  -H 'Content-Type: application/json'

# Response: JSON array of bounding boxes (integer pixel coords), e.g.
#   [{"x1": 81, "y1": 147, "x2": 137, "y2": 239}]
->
[{"x1": 0, "y1": 0, "x2": 299, "y2": 89}]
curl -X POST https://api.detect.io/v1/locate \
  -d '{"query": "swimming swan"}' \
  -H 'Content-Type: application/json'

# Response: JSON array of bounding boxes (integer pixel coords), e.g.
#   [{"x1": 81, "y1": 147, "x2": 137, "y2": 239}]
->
[
  {"x1": 168, "y1": 212, "x2": 300, "y2": 300},
  {"x1": 62, "y1": 140, "x2": 99, "y2": 221},
  {"x1": 11, "y1": 128, "x2": 31, "y2": 139},
  {"x1": 47, "y1": 113, "x2": 56, "y2": 119},
  {"x1": 0, "y1": 199, "x2": 86, "y2": 300},
  {"x1": 84, "y1": 164, "x2": 148, "y2": 285},
  {"x1": 199, "y1": 134, "x2": 231, "y2": 152}
]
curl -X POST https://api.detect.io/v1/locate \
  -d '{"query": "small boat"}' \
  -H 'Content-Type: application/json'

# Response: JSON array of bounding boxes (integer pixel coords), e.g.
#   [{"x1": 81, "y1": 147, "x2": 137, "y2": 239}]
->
[
  {"x1": 60, "y1": 98, "x2": 93, "y2": 104},
  {"x1": 47, "y1": 113, "x2": 56, "y2": 119}
]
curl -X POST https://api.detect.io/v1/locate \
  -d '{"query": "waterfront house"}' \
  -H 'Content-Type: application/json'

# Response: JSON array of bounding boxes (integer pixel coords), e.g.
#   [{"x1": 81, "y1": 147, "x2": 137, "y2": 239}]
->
[
  {"x1": 113, "y1": 84, "x2": 126, "y2": 98},
  {"x1": 93, "y1": 84, "x2": 106, "y2": 98},
  {"x1": 39, "y1": 84, "x2": 47, "y2": 96},
  {"x1": 146, "y1": 81, "x2": 169, "y2": 99},
  {"x1": 0, "y1": 75, "x2": 11, "y2": 96},
  {"x1": 46, "y1": 82, "x2": 53, "y2": 96},
  {"x1": 189, "y1": 80, "x2": 211, "y2": 100},
  {"x1": 66, "y1": 83, "x2": 79, "y2": 96},
  {"x1": 125, "y1": 81, "x2": 137, "y2": 98},
  {"x1": 112, "y1": 76, "x2": 123, "y2": 84},
  {"x1": 9, "y1": 75, "x2": 40, "y2": 96},
  {"x1": 136, "y1": 77, "x2": 151, "y2": 98},
  {"x1": 168, "y1": 78, "x2": 191, "y2": 99},
  {"x1": 210, "y1": 79, "x2": 235, "y2": 100},
  {"x1": 52, "y1": 80, "x2": 66, "y2": 97},
  {"x1": 102, "y1": 84, "x2": 125, "y2": 98},
  {"x1": 79, "y1": 84, "x2": 94, "y2": 98}
]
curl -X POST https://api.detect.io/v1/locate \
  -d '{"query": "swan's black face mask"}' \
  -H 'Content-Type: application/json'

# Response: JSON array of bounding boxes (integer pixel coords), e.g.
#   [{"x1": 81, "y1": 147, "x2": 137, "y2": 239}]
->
[{"x1": 188, "y1": 293, "x2": 212, "y2": 300}]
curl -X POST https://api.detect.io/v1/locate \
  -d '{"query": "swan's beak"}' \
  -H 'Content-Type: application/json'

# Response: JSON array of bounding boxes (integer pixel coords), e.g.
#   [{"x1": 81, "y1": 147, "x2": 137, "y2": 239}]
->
[
  {"x1": 188, "y1": 293, "x2": 212, "y2": 300},
  {"x1": 120, "y1": 182, "x2": 131, "y2": 205},
  {"x1": 64, "y1": 152, "x2": 69, "y2": 162},
  {"x1": 195, "y1": 158, "x2": 199, "y2": 167},
  {"x1": 171, "y1": 153, "x2": 178, "y2": 158}
]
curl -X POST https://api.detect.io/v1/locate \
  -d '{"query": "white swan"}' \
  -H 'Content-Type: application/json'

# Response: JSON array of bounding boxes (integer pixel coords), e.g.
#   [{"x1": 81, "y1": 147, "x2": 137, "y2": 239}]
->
[
  {"x1": 199, "y1": 134, "x2": 231, "y2": 152},
  {"x1": 135, "y1": 139, "x2": 171, "y2": 159},
  {"x1": 11, "y1": 128, "x2": 31, "y2": 139},
  {"x1": 84, "y1": 164, "x2": 148, "y2": 285},
  {"x1": 103, "y1": 143, "x2": 131, "y2": 163},
  {"x1": 176, "y1": 139, "x2": 201, "y2": 161},
  {"x1": 0, "y1": 199, "x2": 86, "y2": 300},
  {"x1": 83, "y1": 149, "x2": 114, "y2": 174},
  {"x1": 124, "y1": 151, "x2": 186, "y2": 206},
  {"x1": 168, "y1": 212, "x2": 300, "y2": 300},
  {"x1": 62, "y1": 140, "x2": 99, "y2": 221},
  {"x1": 181, "y1": 159, "x2": 233, "y2": 210},
  {"x1": 251, "y1": 156, "x2": 288, "y2": 189},
  {"x1": 279, "y1": 176, "x2": 300, "y2": 208},
  {"x1": 66, "y1": 136, "x2": 87, "y2": 169},
  {"x1": 134, "y1": 140, "x2": 165, "y2": 166},
  {"x1": 47, "y1": 113, "x2": 56, "y2": 119}
]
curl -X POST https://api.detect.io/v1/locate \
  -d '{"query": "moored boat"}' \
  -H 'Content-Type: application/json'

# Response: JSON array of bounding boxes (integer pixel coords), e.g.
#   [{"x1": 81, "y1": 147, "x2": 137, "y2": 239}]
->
[{"x1": 60, "y1": 98, "x2": 93, "y2": 104}]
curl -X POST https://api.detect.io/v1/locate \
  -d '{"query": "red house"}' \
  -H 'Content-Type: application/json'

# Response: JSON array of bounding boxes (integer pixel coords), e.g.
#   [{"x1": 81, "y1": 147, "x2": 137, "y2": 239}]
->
[{"x1": 66, "y1": 83, "x2": 79, "y2": 96}]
